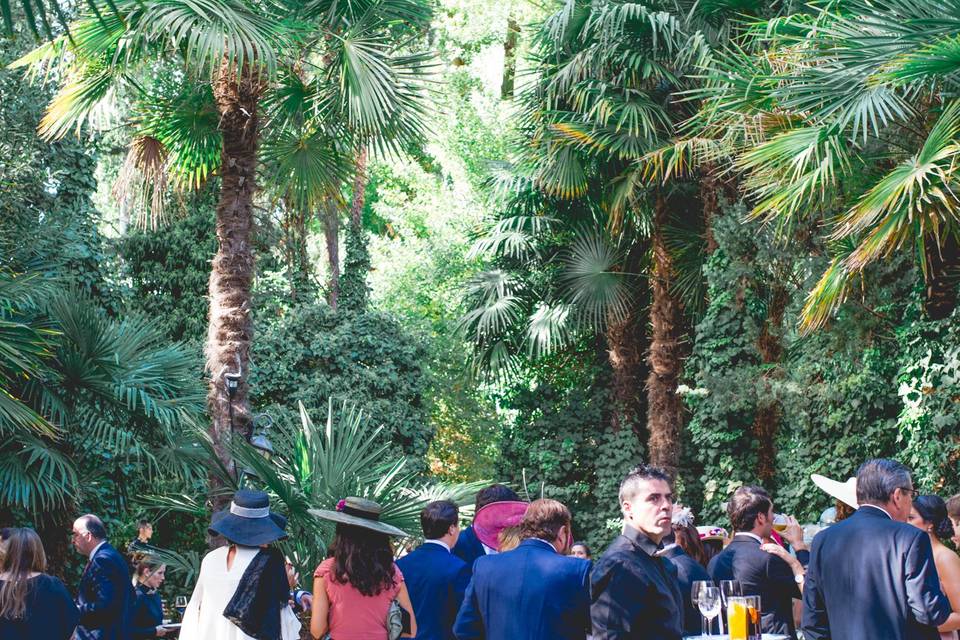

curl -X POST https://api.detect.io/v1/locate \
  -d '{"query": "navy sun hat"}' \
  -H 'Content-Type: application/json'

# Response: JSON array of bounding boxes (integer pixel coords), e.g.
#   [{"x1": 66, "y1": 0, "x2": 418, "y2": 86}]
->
[{"x1": 208, "y1": 489, "x2": 288, "y2": 547}]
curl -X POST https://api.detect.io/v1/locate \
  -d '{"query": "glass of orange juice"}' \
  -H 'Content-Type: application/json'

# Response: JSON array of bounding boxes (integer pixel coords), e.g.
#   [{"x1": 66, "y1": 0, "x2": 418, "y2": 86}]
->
[{"x1": 727, "y1": 596, "x2": 749, "y2": 640}]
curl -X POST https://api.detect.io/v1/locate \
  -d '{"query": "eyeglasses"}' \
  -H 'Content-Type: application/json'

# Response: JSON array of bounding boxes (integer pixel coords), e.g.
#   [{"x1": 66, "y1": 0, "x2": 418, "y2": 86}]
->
[{"x1": 900, "y1": 487, "x2": 920, "y2": 499}]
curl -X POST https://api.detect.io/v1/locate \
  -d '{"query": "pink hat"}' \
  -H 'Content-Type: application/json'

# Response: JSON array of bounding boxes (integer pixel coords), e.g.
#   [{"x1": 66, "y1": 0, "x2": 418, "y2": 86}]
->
[{"x1": 473, "y1": 501, "x2": 529, "y2": 549}]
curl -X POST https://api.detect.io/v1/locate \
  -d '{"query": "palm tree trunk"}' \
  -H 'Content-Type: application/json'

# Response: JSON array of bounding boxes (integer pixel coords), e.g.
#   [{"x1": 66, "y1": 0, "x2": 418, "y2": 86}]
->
[
  {"x1": 606, "y1": 309, "x2": 647, "y2": 434},
  {"x1": 646, "y1": 193, "x2": 685, "y2": 475},
  {"x1": 752, "y1": 284, "x2": 788, "y2": 486},
  {"x1": 206, "y1": 62, "x2": 262, "y2": 491},
  {"x1": 324, "y1": 198, "x2": 340, "y2": 310},
  {"x1": 350, "y1": 146, "x2": 368, "y2": 231},
  {"x1": 923, "y1": 231, "x2": 960, "y2": 320},
  {"x1": 501, "y1": 16, "x2": 520, "y2": 99}
]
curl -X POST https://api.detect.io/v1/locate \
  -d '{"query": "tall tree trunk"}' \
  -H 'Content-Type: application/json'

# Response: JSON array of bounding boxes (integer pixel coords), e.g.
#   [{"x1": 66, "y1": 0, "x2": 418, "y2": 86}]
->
[
  {"x1": 324, "y1": 198, "x2": 340, "y2": 310},
  {"x1": 606, "y1": 309, "x2": 648, "y2": 435},
  {"x1": 752, "y1": 284, "x2": 788, "y2": 486},
  {"x1": 206, "y1": 62, "x2": 261, "y2": 498},
  {"x1": 350, "y1": 146, "x2": 368, "y2": 231},
  {"x1": 700, "y1": 163, "x2": 720, "y2": 255},
  {"x1": 501, "y1": 16, "x2": 520, "y2": 100},
  {"x1": 646, "y1": 193, "x2": 685, "y2": 476},
  {"x1": 282, "y1": 201, "x2": 311, "y2": 301},
  {"x1": 923, "y1": 231, "x2": 960, "y2": 320}
]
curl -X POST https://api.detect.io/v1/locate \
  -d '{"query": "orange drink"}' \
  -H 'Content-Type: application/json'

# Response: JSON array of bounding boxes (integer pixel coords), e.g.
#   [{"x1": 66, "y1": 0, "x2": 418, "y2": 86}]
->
[{"x1": 728, "y1": 597, "x2": 749, "y2": 640}]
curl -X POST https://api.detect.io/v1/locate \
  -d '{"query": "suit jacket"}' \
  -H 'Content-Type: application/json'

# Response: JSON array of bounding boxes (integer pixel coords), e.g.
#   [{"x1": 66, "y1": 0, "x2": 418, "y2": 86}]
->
[
  {"x1": 76, "y1": 542, "x2": 135, "y2": 640},
  {"x1": 452, "y1": 525, "x2": 486, "y2": 573},
  {"x1": 708, "y1": 533, "x2": 800, "y2": 637},
  {"x1": 453, "y1": 538, "x2": 591, "y2": 640},
  {"x1": 661, "y1": 545, "x2": 710, "y2": 635},
  {"x1": 397, "y1": 541, "x2": 471, "y2": 640},
  {"x1": 802, "y1": 506, "x2": 952, "y2": 640},
  {"x1": 591, "y1": 525, "x2": 684, "y2": 640}
]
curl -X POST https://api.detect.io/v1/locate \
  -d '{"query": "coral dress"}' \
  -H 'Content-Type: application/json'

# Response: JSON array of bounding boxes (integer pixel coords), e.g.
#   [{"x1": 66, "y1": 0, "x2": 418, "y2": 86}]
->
[
  {"x1": 315, "y1": 557, "x2": 404, "y2": 640},
  {"x1": 180, "y1": 545, "x2": 301, "y2": 640}
]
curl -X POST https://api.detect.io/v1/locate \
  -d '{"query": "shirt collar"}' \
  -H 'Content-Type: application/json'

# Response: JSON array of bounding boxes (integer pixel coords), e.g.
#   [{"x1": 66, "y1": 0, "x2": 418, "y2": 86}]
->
[
  {"x1": 734, "y1": 532, "x2": 763, "y2": 544},
  {"x1": 423, "y1": 539, "x2": 450, "y2": 552},
  {"x1": 623, "y1": 524, "x2": 663, "y2": 556},
  {"x1": 861, "y1": 504, "x2": 893, "y2": 520},
  {"x1": 481, "y1": 543, "x2": 497, "y2": 555},
  {"x1": 89, "y1": 540, "x2": 107, "y2": 559}
]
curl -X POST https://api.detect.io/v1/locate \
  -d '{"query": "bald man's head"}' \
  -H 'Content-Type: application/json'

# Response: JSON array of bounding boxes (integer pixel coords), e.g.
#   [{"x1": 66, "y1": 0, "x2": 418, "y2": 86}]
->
[{"x1": 71, "y1": 514, "x2": 107, "y2": 555}]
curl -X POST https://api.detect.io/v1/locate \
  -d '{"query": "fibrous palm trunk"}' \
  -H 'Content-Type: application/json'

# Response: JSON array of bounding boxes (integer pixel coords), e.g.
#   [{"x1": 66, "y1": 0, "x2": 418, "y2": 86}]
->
[
  {"x1": 501, "y1": 16, "x2": 520, "y2": 99},
  {"x1": 606, "y1": 308, "x2": 647, "y2": 435},
  {"x1": 350, "y1": 146, "x2": 368, "y2": 231},
  {"x1": 646, "y1": 193, "x2": 685, "y2": 476},
  {"x1": 923, "y1": 231, "x2": 960, "y2": 320},
  {"x1": 206, "y1": 62, "x2": 262, "y2": 494}
]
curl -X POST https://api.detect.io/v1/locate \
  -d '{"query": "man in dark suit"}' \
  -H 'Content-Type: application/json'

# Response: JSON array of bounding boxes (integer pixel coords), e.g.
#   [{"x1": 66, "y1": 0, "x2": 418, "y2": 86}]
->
[
  {"x1": 72, "y1": 514, "x2": 135, "y2": 640},
  {"x1": 452, "y1": 484, "x2": 519, "y2": 572},
  {"x1": 398, "y1": 500, "x2": 471, "y2": 640},
  {"x1": 591, "y1": 464, "x2": 684, "y2": 640},
  {"x1": 453, "y1": 498, "x2": 591, "y2": 640},
  {"x1": 708, "y1": 485, "x2": 807, "y2": 637},
  {"x1": 803, "y1": 458, "x2": 960, "y2": 640}
]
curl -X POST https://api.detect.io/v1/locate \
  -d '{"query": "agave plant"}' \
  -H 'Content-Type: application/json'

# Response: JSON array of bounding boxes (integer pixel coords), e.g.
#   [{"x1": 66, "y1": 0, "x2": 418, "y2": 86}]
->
[{"x1": 141, "y1": 399, "x2": 487, "y2": 578}]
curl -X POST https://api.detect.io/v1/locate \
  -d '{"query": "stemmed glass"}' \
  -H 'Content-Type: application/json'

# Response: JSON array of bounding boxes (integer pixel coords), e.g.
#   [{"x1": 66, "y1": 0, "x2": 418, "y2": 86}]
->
[
  {"x1": 697, "y1": 586, "x2": 722, "y2": 638},
  {"x1": 174, "y1": 595, "x2": 188, "y2": 620},
  {"x1": 719, "y1": 579, "x2": 742, "y2": 635},
  {"x1": 691, "y1": 580, "x2": 712, "y2": 638}
]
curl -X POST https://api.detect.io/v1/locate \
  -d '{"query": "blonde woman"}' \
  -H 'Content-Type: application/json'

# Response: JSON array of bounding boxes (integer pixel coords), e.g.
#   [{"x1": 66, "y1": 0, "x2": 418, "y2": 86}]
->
[{"x1": 0, "y1": 527, "x2": 78, "y2": 640}]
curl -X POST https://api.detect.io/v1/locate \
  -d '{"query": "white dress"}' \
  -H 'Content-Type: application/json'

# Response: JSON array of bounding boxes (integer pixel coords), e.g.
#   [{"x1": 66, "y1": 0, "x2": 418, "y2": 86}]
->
[{"x1": 179, "y1": 545, "x2": 301, "y2": 640}]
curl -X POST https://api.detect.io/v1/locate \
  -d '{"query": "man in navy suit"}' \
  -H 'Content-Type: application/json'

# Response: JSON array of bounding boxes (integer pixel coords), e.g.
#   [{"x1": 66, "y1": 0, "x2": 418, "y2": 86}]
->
[
  {"x1": 398, "y1": 500, "x2": 471, "y2": 640},
  {"x1": 803, "y1": 458, "x2": 960, "y2": 640},
  {"x1": 452, "y1": 484, "x2": 519, "y2": 573},
  {"x1": 708, "y1": 485, "x2": 808, "y2": 637},
  {"x1": 453, "y1": 498, "x2": 591, "y2": 640},
  {"x1": 72, "y1": 514, "x2": 135, "y2": 640}
]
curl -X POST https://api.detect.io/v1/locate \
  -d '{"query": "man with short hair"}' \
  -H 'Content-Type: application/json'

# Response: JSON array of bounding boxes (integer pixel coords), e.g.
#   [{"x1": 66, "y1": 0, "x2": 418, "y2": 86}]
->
[
  {"x1": 708, "y1": 486, "x2": 807, "y2": 637},
  {"x1": 453, "y1": 498, "x2": 591, "y2": 640},
  {"x1": 398, "y1": 500, "x2": 470, "y2": 640},
  {"x1": 947, "y1": 494, "x2": 960, "y2": 547},
  {"x1": 452, "y1": 484, "x2": 520, "y2": 571},
  {"x1": 127, "y1": 519, "x2": 154, "y2": 555},
  {"x1": 591, "y1": 464, "x2": 683, "y2": 640},
  {"x1": 73, "y1": 514, "x2": 135, "y2": 640},
  {"x1": 803, "y1": 458, "x2": 960, "y2": 640}
]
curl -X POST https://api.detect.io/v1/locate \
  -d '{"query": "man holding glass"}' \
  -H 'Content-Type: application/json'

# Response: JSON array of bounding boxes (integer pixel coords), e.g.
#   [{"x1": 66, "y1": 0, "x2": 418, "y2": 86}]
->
[
  {"x1": 802, "y1": 458, "x2": 960, "y2": 640},
  {"x1": 590, "y1": 464, "x2": 683, "y2": 639},
  {"x1": 707, "y1": 486, "x2": 806, "y2": 637}
]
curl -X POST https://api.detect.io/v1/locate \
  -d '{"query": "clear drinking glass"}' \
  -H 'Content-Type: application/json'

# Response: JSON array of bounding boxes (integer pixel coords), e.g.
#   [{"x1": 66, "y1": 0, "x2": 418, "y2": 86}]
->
[
  {"x1": 174, "y1": 595, "x2": 188, "y2": 620},
  {"x1": 718, "y1": 579, "x2": 741, "y2": 635},
  {"x1": 772, "y1": 513, "x2": 789, "y2": 533},
  {"x1": 727, "y1": 596, "x2": 749, "y2": 640},
  {"x1": 744, "y1": 595, "x2": 761, "y2": 640},
  {"x1": 697, "y1": 586, "x2": 722, "y2": 638},
  {"x1": 690, "y1": 580, "x2": 712, "y2": 638}
]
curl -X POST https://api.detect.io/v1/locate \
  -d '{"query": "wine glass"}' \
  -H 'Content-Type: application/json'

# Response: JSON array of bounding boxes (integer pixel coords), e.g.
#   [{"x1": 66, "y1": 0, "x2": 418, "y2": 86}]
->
[
  {"x1": 174, "y1": 595, "x2": 188, "y2": 620},
  {"x1": 719, "y1": 579, "x2": 741, "y2": 635},
  {"x1": 697, "y1": 586, "x2": 722, "y2": 637},
  {"x1": 690, "y1": 580, "x2": 712, "y2": 638}
]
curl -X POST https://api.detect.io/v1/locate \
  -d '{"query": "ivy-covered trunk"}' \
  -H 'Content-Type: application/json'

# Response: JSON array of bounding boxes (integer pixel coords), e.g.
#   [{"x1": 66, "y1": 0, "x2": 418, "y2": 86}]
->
[
  {"x1": 341, "y1": 146, "x2": 371, "y2": 312},
  {"x1": 647, "y1": 194, "x2": 685, "y2": 475},
  {"x1": 501, "y1": 16, "x2": 520, "y2": 99},
  {"x1": 324, "y1": 197, "x2": 340, "y2": 310},
  {"x1": 752, "y1": 284, "x2": 788, "y2": 486},
  {"x1": 206, "y1": 62, "x2": 262, "y2": 496},
  {"x1": 923, "y1": 230, "x2": 960, "y2": 320}
]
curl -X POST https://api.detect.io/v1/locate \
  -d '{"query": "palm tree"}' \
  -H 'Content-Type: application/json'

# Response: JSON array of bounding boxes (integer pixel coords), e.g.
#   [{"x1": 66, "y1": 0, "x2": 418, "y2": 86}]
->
[
  {"x1": 14, "y1": 0, "x2": 433, "y2": 492},
  {"x1": 690, "y1": 0, "x2": 960, "y2": 330},
  {"x1": 493, "y1": 0, "x2": 711, "y2": 474}
]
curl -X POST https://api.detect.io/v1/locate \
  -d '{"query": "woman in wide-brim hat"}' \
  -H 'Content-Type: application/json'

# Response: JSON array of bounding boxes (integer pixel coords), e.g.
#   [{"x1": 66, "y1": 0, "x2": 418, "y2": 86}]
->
[
  {"x1": 309, "y1": 497, "x2": 417, "y2": 640},
  {"x1": 811, "y1": 474, "x2": 858, "y2": 524},
  {"x1": 180, "y1": 490, "x2": 300, "y2": 640}
]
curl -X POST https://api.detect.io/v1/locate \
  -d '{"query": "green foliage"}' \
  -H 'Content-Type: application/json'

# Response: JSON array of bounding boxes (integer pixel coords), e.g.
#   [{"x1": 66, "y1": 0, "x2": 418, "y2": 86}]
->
[
  {"x1": 340, "y1": 223, "x2": 372, "y2": 312},
  {"x1": 117, "y1": 187, "x2": 217, "y2": 344},
  {"x1": 249, "y1": 302, "x2": 432, "y2": 467}
]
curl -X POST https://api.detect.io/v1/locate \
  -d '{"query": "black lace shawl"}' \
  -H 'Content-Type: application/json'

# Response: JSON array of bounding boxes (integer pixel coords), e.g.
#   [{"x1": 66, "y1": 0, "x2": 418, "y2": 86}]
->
[{"x1": 222, "y1": 547, "x2": 290, "y2": 640}]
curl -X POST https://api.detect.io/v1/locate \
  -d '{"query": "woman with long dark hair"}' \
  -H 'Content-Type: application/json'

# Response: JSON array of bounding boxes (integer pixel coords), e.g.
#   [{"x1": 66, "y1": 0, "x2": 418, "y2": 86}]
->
[
  {"x1": 0, "y1": 527, "x2": 78, "y2": 640},
  {"x1": 908, "y1": 495, "x2": 960, "y2": 640},
  {"x1": 311, "y1": 497, "x2": 416, "y2": 640},
  {"x1": 662, "y1": 507, "x2": 711, "y2": 636}
]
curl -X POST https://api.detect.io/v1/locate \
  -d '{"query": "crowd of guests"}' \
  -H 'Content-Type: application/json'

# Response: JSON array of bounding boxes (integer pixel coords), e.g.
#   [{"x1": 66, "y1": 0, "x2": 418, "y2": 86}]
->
[{"x1": 1, "y1": 457, "x2": 960, "y2": 640}]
